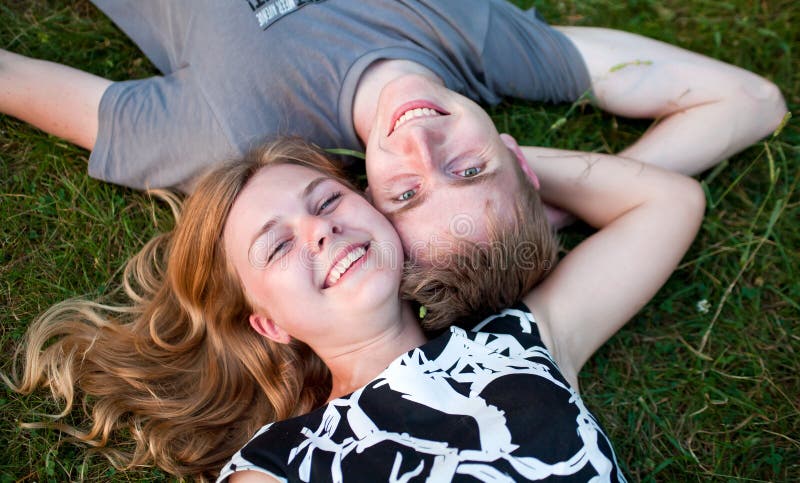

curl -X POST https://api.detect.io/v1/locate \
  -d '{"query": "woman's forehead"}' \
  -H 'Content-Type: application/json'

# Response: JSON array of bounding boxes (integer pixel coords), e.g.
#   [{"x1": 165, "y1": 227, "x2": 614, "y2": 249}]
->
[
  {"x1": 252, "y1": 163, "x2": 322, "y2": 189},
  {"x1": 237, "y1": 164, "x2": 328, "y2": 208}
]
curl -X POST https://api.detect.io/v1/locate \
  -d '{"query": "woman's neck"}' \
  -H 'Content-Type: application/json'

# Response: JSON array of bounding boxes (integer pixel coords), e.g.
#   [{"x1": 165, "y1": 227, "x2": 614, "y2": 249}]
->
[{"x1": 323, "y1": 302, "x2": 425, "y2": 401}]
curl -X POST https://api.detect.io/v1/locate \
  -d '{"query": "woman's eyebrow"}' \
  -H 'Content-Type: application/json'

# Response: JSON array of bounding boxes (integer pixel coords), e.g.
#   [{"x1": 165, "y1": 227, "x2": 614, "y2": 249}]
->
[{"x1": 303, "y1": 176, "x2": 330, "y2": 198}]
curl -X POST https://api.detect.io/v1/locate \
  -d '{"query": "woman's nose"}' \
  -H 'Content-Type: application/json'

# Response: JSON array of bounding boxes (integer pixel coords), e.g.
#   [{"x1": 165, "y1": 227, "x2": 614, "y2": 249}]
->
[{"x1": 302, "y1": 215, "x2": 342, "y2": 254}]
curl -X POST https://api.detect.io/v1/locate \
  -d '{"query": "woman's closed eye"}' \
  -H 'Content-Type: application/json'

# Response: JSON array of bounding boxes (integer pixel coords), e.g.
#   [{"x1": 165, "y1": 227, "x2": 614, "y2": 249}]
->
[
  {"x1": 269, "y1": 238, "x2": 293, "y2": 263},
  {"x1": 317, "y1": 191, "x2": 342, "y2": 214}
]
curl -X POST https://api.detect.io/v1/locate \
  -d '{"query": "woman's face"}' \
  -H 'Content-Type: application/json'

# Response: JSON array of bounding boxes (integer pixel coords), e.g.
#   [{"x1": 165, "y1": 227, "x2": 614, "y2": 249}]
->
[{"x1": 223, "y1": 163, "x2": 404, "y2": 346}]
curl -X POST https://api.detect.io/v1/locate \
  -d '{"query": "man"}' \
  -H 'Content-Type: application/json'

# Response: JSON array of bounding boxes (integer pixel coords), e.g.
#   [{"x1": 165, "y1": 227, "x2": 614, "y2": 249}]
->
[{"x1": 0, "y1": 0, "x2": 786, "y2": 259}]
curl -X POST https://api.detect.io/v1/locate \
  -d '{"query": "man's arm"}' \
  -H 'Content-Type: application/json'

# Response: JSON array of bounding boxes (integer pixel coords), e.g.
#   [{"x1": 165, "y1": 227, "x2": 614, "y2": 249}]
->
[
  {"x1": 554, "y1": 27, "x2": 787, "y2": 175},
  {"x1": 521, "y1": 145, "x2": 705, "y2": 390},
  {"x1": 0, "y1": 49, "x2": 111, "y2": 150}
]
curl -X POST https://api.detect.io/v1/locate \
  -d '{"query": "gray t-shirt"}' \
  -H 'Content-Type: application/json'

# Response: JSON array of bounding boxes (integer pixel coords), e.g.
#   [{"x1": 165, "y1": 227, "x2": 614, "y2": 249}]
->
[{"x1": 90, "y1": 0, "x2": 590, "y2": 190}]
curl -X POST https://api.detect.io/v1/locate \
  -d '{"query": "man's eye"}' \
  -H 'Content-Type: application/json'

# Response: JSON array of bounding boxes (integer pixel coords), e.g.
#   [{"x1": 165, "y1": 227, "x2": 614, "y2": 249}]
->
[
  {"x1": 460, "y1": 166, "x2": 481, "y2": 177},
  {"x1": 397, "y1": 189, "x2": 416, "y2": 201}
]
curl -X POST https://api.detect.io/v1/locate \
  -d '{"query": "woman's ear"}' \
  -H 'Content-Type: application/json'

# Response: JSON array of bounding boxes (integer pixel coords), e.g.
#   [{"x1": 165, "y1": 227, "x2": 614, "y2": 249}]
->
[
  {"x1": 249, "y1": 313, "x2": 291, "y2": 344},
  {"x1": 500, "y1": 133, "x2": 540, "y2": 190}
]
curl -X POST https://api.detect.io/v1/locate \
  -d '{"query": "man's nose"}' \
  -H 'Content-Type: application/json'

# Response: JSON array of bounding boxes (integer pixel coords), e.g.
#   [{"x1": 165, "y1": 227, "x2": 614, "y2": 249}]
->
[{"x1": 401, "y1": 126, "x2": 442, "y2": 170}]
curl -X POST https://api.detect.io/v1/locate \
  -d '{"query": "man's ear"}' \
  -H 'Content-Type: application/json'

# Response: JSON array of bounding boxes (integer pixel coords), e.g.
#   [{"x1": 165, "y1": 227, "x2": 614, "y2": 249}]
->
[
  {"x1": 249, "y1": 313, "x2": 291, "y2": 344},
  {"x1": 500, "y1": 133, "x2": 540, "y2": 190}
]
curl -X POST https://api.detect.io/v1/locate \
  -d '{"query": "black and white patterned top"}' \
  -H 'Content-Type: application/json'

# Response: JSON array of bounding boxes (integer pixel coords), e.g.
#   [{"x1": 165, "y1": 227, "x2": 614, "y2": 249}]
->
[{"x1": 217, "y1": 304, "x2": 625, "y2": 482}]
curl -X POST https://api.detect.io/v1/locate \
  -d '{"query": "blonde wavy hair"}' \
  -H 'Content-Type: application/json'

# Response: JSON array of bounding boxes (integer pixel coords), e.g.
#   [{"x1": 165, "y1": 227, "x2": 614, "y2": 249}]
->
[{"x1": 4, "y1": 139, "x2": 347, "y2": 480}]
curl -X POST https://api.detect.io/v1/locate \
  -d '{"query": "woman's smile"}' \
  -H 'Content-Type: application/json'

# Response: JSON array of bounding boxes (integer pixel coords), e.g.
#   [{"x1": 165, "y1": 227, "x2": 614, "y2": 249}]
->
[{"x1": 324, "y1": 242, "x2": 370, "y2": 288}]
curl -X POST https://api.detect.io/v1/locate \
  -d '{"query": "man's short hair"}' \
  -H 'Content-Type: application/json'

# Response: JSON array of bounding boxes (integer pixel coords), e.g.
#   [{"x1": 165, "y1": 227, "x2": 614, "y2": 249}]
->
[{"x1": 402, "y1": 154, "x2": 558, "y2": 331}]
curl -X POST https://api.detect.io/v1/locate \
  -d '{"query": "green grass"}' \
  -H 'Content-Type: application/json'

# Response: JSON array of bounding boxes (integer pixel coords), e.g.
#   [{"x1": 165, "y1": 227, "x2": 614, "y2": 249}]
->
[{"x1": 2, "y1": 0, "x2": 798, "y2": 481}]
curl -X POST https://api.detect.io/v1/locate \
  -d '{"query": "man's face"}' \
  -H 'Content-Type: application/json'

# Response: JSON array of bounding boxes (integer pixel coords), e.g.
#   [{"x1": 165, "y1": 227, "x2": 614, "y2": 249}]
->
[{"x1": 364, "y1": 74, "x2": 521, "y2": 263}]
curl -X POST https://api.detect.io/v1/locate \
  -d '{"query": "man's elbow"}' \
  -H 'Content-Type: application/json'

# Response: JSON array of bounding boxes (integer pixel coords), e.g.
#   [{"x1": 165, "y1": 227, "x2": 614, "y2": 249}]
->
[
  {"x1": 682, "y1": 177, "x2": 707, "y2": 230},
  {"x1": 741, "y1": 77, "x2": 788, "y2": 139}
]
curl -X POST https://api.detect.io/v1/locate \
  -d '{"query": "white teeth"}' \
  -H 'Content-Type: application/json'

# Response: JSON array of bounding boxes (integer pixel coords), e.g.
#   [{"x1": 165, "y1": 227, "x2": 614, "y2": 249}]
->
[
  {"x1": 327, "y1": 246, "x2": 367, "y2": 286},
  {"x1": 392, "y1": 107, "x2": 440, "y2": 132}
]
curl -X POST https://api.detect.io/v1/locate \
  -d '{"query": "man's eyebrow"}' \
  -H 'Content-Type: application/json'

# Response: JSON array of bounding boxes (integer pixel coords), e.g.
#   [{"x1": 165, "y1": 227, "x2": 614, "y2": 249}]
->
[
  {"x1": 449, "y1": 170, "x2": 498, "y2": 187},
  {"x1": 389, "y1": 189, "x2": 431, "y2": 218},
  {"x1": 390, "y1": 170, "x2": 499, "y2": 219},
  {"x1": 249, "y1": 175, "x2": 330, "y2": 248}
]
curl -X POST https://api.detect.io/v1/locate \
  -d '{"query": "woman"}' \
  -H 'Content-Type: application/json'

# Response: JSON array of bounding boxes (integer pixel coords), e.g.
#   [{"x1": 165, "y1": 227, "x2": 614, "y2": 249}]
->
[{"x1": 6, "y1": 137, "x2": 705, "y2": 481}]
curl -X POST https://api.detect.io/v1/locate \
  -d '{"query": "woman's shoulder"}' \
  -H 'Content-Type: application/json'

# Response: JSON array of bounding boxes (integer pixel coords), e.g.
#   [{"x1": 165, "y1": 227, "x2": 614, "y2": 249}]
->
[{"x1": 216, "y1": 422, "x2": 283, "y2": 482}]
